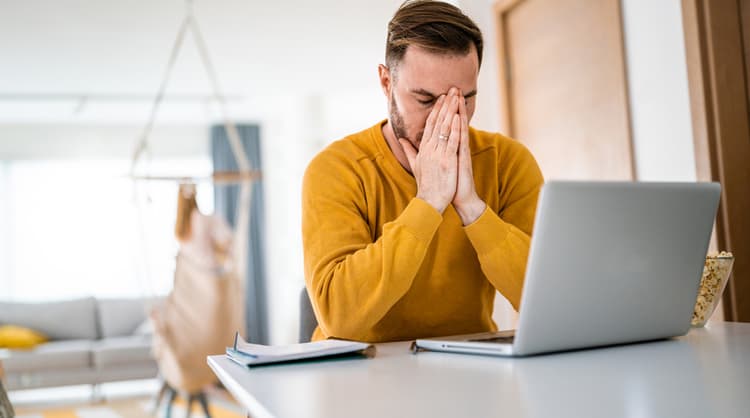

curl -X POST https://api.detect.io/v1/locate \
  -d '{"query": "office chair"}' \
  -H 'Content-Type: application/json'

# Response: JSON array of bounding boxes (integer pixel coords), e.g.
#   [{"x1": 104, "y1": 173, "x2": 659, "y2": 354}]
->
[{"x1": 299, "y1": 287, "x2": 318, "y2": 343}]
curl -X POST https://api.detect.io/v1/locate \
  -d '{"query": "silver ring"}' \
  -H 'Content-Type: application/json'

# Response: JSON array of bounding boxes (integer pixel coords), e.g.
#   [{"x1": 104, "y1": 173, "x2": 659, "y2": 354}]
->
[{"x1": 438, "y1": 134, "x2": 449, "y2": 141}]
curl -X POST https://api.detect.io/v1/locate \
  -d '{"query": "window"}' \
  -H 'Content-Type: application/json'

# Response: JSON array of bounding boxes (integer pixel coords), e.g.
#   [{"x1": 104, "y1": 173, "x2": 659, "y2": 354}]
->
[{"x1": 0, "y1": 157, "x2": 213, "y2": 301}]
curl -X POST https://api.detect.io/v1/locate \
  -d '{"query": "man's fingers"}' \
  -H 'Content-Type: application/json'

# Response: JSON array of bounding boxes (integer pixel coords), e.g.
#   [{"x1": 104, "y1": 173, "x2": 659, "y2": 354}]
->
[
  {"x1": 436, "y1": 93, "x2": 459, "y2": 147},
  {"x1": 435, "y1": 89, "x2": 457, "y2": 139},
  {"x1": 446, "y1": 114, "x2": 461, "y2": 155},
  {"x1": 399, "y1": 138, "x2": 418, "y2": 172},
  {"x1": 422, "y1": 95, "x2": 446, "y2": 143},
  {"x1": 456, "y1": 90, "x2": 470, "y2": 158},
  {"x1": 460, "y1": 105, "x2": 469, "y2": 156},
  {"x1": 458, "y1": 90, "x2": 468, "y2": 126}
]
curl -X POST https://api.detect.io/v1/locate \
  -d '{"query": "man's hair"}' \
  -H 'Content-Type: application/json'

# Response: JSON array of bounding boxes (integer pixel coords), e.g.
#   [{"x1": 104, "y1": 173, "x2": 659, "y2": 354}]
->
[{"x1": 386, "y1": 0, "x2": 483, "y2": 71}]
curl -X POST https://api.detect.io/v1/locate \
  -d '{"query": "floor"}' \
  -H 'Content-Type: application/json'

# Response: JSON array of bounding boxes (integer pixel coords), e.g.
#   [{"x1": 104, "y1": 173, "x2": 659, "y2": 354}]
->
[{"x1": 8, "y1": 380, "x2": 245, "y2": 418}]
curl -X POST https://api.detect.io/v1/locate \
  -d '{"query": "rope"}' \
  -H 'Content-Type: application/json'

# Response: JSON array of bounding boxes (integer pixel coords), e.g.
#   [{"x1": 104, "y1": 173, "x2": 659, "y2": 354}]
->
[
  {"x1": 190, "y1": 14, "x2": 251, "y2": 172},
  {"x1": 188, "y1": 4, "x2": 254, "y2": 284},
  {"x1": 130, "y1": 0, "x2": 255, "y2": 292},
  {"x1": 130, "y1": 14, "x2": 192, "y2": 177}
]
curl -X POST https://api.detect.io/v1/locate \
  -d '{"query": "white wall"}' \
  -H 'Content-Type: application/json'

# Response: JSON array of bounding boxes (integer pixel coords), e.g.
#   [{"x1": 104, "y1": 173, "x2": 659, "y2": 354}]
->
[
  {"x1": 458, "y1": 0, "x2": 503, "y2": 135},
  {"x1": 0, "y1": 125, "x2": 209, "y2": 160},
  {"x1": 0, "y1": 162, "x2": 10, "y2": 293},
  {"x1": 621, "y1": 0, "x2": 696, "y2": 181}
]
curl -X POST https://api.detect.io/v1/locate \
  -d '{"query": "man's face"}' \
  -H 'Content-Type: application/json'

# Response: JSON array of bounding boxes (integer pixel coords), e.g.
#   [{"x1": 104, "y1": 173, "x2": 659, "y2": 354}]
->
[{"x1": 384, "y1": 45, "x2": 479, "y2": 149}]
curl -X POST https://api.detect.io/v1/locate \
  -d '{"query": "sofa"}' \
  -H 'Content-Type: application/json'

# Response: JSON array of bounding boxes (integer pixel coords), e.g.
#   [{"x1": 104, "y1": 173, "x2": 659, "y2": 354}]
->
[{"x1": 0, "y1": 297, "x2": 160, "y2": 391}]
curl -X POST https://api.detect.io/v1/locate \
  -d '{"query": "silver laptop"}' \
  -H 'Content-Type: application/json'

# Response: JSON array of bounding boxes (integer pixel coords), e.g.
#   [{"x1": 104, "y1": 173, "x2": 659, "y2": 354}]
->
[{"x1": 415, "y1": 181, "x2": 721, "y2": 357}]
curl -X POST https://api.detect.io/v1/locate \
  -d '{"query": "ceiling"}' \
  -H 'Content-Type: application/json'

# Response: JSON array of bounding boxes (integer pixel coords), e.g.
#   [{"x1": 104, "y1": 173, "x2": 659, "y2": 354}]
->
[{"x1": 0, "y1": 0, "x2": 405, "y2": 123}]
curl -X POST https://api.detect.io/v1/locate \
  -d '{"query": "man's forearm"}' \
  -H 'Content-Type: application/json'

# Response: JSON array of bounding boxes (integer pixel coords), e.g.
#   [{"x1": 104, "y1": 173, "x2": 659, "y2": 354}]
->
[
  {"x1": 463, "y1": 207, "x2": 531, "y2": 310},
  {"x1": 305, "y1": 198, "x2": 442, "y2": 340}
]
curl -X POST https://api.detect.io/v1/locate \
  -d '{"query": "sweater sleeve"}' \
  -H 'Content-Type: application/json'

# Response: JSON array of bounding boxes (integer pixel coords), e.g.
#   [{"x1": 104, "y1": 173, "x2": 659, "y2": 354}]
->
[
  {"x1": 302, "y1": 154, "x2": 442, "y2": 341},
  {"x1": 463, "y1": 143, "x2": 544, "y2": 311}
]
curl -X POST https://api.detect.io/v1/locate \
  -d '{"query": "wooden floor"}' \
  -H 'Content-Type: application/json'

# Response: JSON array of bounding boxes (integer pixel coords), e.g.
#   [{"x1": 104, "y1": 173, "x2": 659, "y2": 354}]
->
[{"x1": 11, "y1": 387, "x2": 244, "y2": 418}]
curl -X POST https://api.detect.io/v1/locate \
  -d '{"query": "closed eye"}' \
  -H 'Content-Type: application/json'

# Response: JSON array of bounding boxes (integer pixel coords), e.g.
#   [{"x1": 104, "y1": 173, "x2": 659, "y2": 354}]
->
[{"x1": 419, "y1": 97, "x2": 472, "y2": 106}]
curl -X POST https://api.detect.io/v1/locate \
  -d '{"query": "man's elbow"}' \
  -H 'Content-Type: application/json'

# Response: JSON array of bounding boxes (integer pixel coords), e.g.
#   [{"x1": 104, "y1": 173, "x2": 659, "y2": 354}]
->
[{"x1": 314, "y1": 306, "x2": 368, "y2": 341}]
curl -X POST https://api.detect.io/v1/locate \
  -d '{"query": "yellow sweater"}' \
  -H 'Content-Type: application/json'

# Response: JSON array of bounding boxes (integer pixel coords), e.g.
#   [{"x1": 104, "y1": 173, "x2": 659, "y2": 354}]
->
[{"x1": 302, "y1": 121, "x2": 543, "y2": 342}]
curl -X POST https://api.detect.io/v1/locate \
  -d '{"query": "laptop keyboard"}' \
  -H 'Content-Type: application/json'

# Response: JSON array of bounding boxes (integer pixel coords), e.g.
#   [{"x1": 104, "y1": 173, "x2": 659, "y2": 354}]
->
[{"x1": 468, "y1": 334, "x2": 515, "y2": 344}]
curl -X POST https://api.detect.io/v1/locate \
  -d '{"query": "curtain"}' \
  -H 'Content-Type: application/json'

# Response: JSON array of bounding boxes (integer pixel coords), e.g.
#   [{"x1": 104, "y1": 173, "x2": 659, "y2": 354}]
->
[{"x1": 211, "y1": 125, "x2": 268, "y2": 344}]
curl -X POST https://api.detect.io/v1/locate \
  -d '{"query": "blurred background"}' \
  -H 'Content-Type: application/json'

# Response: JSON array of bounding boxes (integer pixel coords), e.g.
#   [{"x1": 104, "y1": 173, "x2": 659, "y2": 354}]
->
[
  {"x1": 1, "y1": 0, "x2": 748, "y2": 415},
  {"x1": 0, "y1": 0, "x2": 701, "y2": 343}
]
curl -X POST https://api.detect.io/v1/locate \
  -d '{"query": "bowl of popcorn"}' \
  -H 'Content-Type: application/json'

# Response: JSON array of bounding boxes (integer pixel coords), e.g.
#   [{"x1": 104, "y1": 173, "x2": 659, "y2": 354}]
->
[{"x1": 691, "y1": 251, "x2": 734, "y2": 327}]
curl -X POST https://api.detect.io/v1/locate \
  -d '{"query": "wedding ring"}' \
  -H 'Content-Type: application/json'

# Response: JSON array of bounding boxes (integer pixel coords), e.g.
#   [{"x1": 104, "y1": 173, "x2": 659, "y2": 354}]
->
[{"x1": 438, "y1": 134, "x2": 449, "y2": 141}]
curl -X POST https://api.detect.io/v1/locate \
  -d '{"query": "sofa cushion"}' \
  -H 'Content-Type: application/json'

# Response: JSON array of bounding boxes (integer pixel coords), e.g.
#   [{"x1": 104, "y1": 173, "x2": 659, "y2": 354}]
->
[
  {"x1": 0, "y1": 324, "x2": 49, "y2": 349},
  {"x1": 0, "y1": 297, "x2": 98, "y2": 340},
  {"x1": 96, "y1": 298, "x2": 156, "y2": 338},
  {"x1": 0, "y1": 340, "x2": 92, "y2": 373},
  {"x1": 91, "y1": 335, "x2": 154, "y2": 368}
]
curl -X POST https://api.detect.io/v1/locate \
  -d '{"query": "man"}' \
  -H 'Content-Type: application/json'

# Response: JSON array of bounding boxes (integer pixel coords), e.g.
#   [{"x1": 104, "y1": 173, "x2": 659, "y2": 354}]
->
[{"x1": 302, "y1": 0, "x2": 543, "y2": 342}]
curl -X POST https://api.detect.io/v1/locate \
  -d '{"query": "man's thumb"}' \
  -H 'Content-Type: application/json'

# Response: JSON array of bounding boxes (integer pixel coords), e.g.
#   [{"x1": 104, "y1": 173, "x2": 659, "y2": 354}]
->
[{"x1": 398, "y1": 138, "x2": 417, "y2": 172}]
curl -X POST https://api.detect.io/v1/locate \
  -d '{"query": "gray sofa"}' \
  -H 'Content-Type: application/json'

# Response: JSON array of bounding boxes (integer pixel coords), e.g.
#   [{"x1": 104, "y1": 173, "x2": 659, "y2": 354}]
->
[{"x1": 0, "y1": 297, "x2": 159, "y2": 391}]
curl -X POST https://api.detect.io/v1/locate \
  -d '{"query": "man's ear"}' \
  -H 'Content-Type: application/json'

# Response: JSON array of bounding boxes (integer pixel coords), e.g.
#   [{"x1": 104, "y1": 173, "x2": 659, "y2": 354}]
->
[{"x1": 378, "y1": 64, "x2": 392, "y2": 97}]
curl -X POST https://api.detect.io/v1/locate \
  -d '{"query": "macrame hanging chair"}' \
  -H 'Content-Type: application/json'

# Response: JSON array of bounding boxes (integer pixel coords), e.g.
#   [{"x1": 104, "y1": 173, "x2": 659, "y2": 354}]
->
[{"x1": 128, "y1": 1, "x2": 259, "y2": 415}]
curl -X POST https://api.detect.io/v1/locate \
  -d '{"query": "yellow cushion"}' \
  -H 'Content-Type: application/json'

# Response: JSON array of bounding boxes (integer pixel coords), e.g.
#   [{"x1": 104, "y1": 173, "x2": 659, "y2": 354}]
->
[{"x1": 0, "y1": 325, "x2": 49, "y2": 349}]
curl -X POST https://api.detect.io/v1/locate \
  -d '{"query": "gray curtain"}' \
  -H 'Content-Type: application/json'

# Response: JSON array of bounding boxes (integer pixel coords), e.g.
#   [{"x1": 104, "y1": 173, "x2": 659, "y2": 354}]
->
[{"x1": 211, "y1": 125, "x2": 268, "y2": 344}]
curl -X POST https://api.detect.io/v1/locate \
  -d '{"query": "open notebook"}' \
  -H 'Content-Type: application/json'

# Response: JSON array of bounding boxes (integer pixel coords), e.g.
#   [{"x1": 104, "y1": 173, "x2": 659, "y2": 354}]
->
[{"x1": 226, "y1": 332, "x2": 375, "y2": 367}]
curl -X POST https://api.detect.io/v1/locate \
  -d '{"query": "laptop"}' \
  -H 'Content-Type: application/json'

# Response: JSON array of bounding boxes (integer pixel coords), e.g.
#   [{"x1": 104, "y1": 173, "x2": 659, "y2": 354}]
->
[{"x1": 415, "y1": 181, "x2": 721, "y2": 357}]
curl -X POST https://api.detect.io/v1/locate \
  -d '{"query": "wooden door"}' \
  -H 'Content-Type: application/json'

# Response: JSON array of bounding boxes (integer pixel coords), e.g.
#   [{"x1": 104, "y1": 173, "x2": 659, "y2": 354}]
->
[
  {"x1": 494, "y1": 0, "x2": 635, "y2": 180},
  {"x1": 683, "y1": 0, "x2": 750, "y2": 322}
]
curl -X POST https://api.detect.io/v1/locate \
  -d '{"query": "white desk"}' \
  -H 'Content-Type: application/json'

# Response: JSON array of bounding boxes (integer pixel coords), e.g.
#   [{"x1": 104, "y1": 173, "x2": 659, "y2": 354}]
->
[{"x1": 208, "y1": 322, "x2": 750, "y2": 418}]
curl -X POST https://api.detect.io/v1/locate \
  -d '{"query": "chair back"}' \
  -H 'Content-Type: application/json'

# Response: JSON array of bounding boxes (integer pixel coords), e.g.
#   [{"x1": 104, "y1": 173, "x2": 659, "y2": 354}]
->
[{"x1": 299, "y1": 288, "x2": 318, "y2": 343}]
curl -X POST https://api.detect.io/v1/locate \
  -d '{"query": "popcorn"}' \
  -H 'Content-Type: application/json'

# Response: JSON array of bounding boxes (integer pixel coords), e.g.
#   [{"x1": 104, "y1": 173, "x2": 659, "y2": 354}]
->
[{"x1": 691, "y1": 251, "x2": 734, "y2": 327}]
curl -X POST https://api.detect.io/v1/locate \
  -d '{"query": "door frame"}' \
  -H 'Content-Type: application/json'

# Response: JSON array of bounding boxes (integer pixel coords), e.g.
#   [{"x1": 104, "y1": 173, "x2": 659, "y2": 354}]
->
[
  {"x1": 682, "y1": 0, "x2": 750, "y2": 322},
  {"x1": 492, "y1": 0, "x2": 524, "y2": 135}
]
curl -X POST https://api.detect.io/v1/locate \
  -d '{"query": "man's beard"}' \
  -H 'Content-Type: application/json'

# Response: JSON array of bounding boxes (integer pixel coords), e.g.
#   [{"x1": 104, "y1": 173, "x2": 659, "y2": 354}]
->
[{"x1": 389, "y1": 94, "x2": 424, "y2": 149}]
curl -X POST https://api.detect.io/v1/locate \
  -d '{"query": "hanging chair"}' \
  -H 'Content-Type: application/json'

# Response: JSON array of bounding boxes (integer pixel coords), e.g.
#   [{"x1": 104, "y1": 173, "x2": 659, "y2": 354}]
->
[
  {"x1": 150, "y1": 184, "x2": 244, "y2": 413},
  {"x1": 128, "y1": 1, "x2": 259, "y2": 415}
]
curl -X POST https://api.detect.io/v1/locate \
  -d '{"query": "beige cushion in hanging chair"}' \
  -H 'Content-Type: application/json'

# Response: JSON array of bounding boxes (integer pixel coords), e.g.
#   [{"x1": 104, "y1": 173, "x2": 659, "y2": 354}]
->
[{"x1": 151, "y1": 210, "x2": 244, "y2": 393}]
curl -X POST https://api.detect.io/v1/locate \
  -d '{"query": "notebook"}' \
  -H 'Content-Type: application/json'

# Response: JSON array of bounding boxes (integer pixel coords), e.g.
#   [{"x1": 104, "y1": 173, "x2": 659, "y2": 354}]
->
[
  {"x1": 226, "y1": 332, "x2": 375, "y2": 367},
  {"x1": 414, "y1": 182, "x2": 721, "y2": 357}
]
